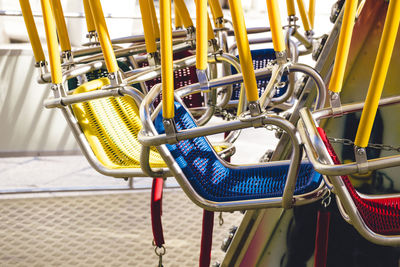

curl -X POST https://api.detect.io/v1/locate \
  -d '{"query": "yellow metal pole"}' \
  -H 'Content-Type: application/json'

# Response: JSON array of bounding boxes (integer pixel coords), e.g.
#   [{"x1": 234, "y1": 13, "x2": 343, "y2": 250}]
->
[
  {"x1": 147, "y1": 0, "x2": 160, "y2": 39},
  {"x1": 50, "y1": 0, "x2": 71, "y2": 52},
  {"x1": 295, "y1": 0, "x2": 311, "y2": 32},
  {"x1": 196, "y1": 0, "x2": 208, "y2": 70},
  {"x1": 89, "y1": 0, "x2": 119, "y2": 73},
  {"x1": 355, "y1": 0, "x2": 400, "y2": 148},
  {"x1": 40, "y1": 0, "x2": 62, "y2": 84},
  {"x1": 175, "y1": 3, "x2": 183, "y2": 29},
  {"x1": 266, "y1": 0, "x2": 286, "y2": 53},
  {"x1": 174, "y1": 0, "x2": 194, "y2": 28},
  {"x1": 207, "y1": 12, "x2": 216, "y2": 40},
  {"x1": 82, "y1": 0, "x2": 96, "y2": 33},
  {"x1": 329, "y1": 0, "x2": 357, "y2": 93},
  {"x1": 160, "y1": 0, "x2": 174, "y2": 119},
  {"x1": 139, "y1": 0, "x2": 158, "y2": 53},
  {"x1": 228, "y1": 0, "x2": 259, "y2": 102},
  {"x1": 208, "y1": 0, "x2": 224, "y2": 27},
  {"x1": 308, "y1": 0, "x2": 315, "y2": 29},
  {"x1": 286, "y1": 0, "x2": 296, "y2": 16},
  {"x1": 19, "y1": 0, "x2": 46, "y2": 63}
]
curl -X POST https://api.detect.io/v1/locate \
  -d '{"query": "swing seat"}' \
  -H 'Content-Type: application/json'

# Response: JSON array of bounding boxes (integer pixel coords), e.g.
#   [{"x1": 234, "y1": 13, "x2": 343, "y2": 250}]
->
[
  {"x1": 71, "y1": 77, "x2": 166, "y2": 170},
  {"x1": 153, "y1": 100, "x2": 323, "y2": 210},
  {"x1": 70, "y1": 78, "x2": 230, "y2": 174},
  {"x1": 317, "y1": 128, "x2": 400, "y2": 236},
  {"x1": 230, "y1": 49, "x2": 289, "y2": 100}
]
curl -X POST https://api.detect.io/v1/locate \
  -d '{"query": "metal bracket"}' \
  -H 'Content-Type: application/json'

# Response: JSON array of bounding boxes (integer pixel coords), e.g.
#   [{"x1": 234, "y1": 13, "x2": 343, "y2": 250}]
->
[
  {"x1": 248, "y1": 101, "x2": 262, "y2": 117},
  {"x1": 215, "y1": 17, "x2": 225, "y2": 28},
  {"x1": 354, "y1": 146, "x2": 369, "y2": 174},
  {"x1": 163, "y1": 118, "x2": 179, "y2": 144},
  {"x1": 147, "y1": 52, "x2": 161, "y2": 66},
  {"x1": 107, "y1": 71, "x2": 125, "y2": 88},
  {"x1": 86, "y1": 31, "x2": 98, "y2": 44},
  {"x1": 329, "y1": 91, "x2": 343, "y2": 116},
  {"x1": 186, "y1": 26, "x2": 196, "y2": 39},
  {"x1": 275, "y1": 50, "x2": 288, "y2": 65},
  {"x1": 208, "y1": 38, "x2": 219, "y2": 53},
  {"x1": 196, "y1": 69, "x2": 210, "y2": 91},
  {"x1": 36, "y1": 60, "x2": 49, "y2": 82},
  {"x1": 61, "y1": 50, "x2": 73, "y2": 65}
]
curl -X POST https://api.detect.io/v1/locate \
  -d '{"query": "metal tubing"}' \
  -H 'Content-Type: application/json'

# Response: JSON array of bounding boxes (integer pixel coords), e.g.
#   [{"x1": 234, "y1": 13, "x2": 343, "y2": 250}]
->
[
  {"x1": 298, "y1": 104, "x2": 400, "y2": 176},
  {"x1": 19, "y1": 0, "x2": 45, "y2": 63},
  {"x1": 329, "y1": 0, "x2": 357, "y2": 93},
  {"x1": 160, "y1": 0, "x2": 174, "y2": 119},
  {"x1": 266, "y1": 0, "x2": 286, "y2": 53},
  {"x1": 50, "y1": 0, "x2": 71, "y2": 52},
  {"x1": 40, "y1": 0, "x2": 62, "y2": 84},
  {"x1": 89, "y1": 0, "x2": 119, "y2": 73},
  {"x1": 228, "y1": 0, "x2": 259, "y2": 102},
  {"x1": 355, "y1": 0, "x2": 400, "y2": 148}
]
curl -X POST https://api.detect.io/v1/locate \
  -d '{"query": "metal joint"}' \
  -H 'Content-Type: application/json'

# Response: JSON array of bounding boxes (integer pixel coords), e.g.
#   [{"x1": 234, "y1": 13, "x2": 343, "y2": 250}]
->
[
  {"x1": 305, "y1": 30, "x2": 314, "y2": 40},
  {"x1": 287, "y1": 15, "x2": 298, "y2": 28},
  {"x1": 107, "y1": 71, "x2": 124, "y2": 87},
  {"x1": 275, "y1": 50, "x2": 288, "y2": 65},
  {"x1": 163, "y1": 118, "x2": 179, "y2": 144},
  {"x1": 36, "y1": 60, "x2": 49, "y2": 81},
  {"x1": 354, "y1": 146, "x2": 369, "y2": 174},
  {"x1": 248, "y1": 101, "x2": 262, "y2": 117},
  {"x1": 61, "y1": 50, "x2": 73, "y2": 64},
  {"x1": 196, "y1": 69, "x2": 209, "y2": 91},
  {"x1": 86, "y1": 31, "x2": 98, "y2": 44},
  {"x1": 329, "y1": 91, "x2": 343, "y2": 116},
  {"x1": 208, "y1": 38, "x2": 219, "y2": 53},
  {"x1": 215, "y1": 17, "x2": 225, "y2": 28},
  {"x1": 147, "y1": 52, "x2": 161, "y2": 66},
  {"x1": 186, "y1": 26, "x2": 195, "y2": 38}
]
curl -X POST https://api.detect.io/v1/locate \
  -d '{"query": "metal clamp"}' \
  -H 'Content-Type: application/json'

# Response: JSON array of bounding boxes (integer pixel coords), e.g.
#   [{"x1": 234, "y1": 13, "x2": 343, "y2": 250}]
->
[
  {"x1": 329, "y1": 91, "x2": 343, "y2": 116},
  {"x1": 354, "y1": 146, "x2": 369, "y2": 174},
  {"x1": 163, "y1": 118, "x2": 179, "y2": 144},
  {"x1": 196, "y1": 69, "x2": 210, "y2": 91}
]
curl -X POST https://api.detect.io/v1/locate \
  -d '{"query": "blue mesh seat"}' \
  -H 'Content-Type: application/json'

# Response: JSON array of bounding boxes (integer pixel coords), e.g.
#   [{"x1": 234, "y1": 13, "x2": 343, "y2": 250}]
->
[
  {"x1": 155, "y1": 102, "x2": 322, "y2": 203},
  {"x1": 231, "y1": 48, "x2": 288, "y2": 100}
]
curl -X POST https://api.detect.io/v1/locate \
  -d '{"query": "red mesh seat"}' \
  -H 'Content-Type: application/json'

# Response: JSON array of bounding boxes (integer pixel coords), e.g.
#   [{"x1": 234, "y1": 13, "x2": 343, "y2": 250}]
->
[{"x1": 317, "y1": 127, "x2": 400, "y2": 235}]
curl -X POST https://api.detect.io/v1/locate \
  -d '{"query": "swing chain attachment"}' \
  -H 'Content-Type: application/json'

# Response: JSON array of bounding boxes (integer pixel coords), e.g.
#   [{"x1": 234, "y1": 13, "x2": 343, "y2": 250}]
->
[
  {"x1": 219, "y1": 212, "x2": 224, "y2": 226},
  {"x1": 328, "y1": 137, "x2": 400, "y2": 152},
  {"x1": 321, "y1": 189, "x2": 331, "y2": 209},
  {"x1": 154, "y1": 244, "x2": 166, "y2": 267}
]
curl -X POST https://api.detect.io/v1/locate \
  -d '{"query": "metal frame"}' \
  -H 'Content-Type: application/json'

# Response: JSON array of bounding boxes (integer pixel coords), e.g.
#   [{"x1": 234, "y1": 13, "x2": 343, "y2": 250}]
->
[
  {"x1": 298, "y1": 98, "x2": 400, "y2": 246},
  {"x1": 138, "y1": 81, "x2": 326, "y2": 211}
]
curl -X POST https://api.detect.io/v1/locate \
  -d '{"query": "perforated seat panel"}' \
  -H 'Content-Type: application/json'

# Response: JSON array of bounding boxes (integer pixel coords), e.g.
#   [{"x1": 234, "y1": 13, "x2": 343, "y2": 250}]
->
[
  {"x1": 71, "y1": 78, "x2": 166, "y2": 169},
  {"x1": 156, "y1": 102, "x2": 322, "y2": 202},
  {"x1": 318, "y1": 127, "x2": 400, "y2": 235},
  {"x1": 231, "y1": 49, "x2": 288, "y2": 100}
]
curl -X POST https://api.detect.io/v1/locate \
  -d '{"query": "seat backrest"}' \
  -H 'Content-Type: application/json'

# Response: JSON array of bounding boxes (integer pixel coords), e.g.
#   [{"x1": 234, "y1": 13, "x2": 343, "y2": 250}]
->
[
  {"x1": 317, "y1": 127, "x2": 400, "y2": 235},
  {"x1": 71, "y1": 77, "x2": 165, "y2": 169}
]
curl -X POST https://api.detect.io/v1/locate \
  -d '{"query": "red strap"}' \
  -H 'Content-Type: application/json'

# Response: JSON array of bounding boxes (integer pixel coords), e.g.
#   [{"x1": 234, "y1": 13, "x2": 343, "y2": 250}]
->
[
  {"x1": 151, "y1": 177, "x2": 165, "y2": 247},
  {"x1": 314, "y1": 209, "x2": 331, "y2": 267},
  {"x1": 199, "y1": 210, "x2": 214, "y2": 267}
]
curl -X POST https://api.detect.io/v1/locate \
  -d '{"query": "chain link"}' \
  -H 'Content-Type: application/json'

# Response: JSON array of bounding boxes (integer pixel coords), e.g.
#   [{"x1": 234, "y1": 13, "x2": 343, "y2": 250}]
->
[{"x1": 328, "y1": 137, "x2": 400, "y2": 152}]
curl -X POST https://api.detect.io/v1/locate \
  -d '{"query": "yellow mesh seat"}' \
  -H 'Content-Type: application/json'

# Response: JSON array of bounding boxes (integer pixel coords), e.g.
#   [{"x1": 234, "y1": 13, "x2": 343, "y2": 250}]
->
[
  {"x1": 71, "y1": 78, "x2": 230, "y2": 171},
  {"x1": 71, "y1": 78, "x2": 166, "y2": 169}
]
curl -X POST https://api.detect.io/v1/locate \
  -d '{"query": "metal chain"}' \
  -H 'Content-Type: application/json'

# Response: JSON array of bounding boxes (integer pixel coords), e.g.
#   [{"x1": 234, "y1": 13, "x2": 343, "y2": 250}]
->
[{"x1": 328, "y1": 137, "x2": 400, "y2": 152}]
